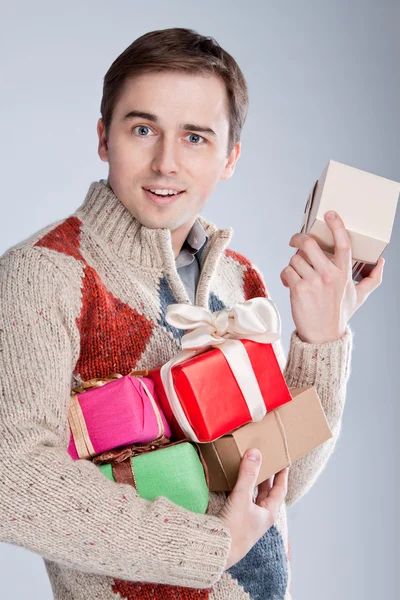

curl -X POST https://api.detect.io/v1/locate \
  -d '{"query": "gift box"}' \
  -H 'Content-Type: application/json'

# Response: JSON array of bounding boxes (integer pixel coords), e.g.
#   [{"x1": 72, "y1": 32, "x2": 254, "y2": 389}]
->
[
  {"x1": 68, "y1": 374, "x2": 171, "y2": 460},
  {"x1": 301, "y1": 159, "x2": 400, "y2": 281},
  {"x1": 148, "y1": 298, "x2": 292, "y2": 443},
  {"x1": 198, "y1": 386, "x2": 332, "y2": 491},
  {"x1": 149, "y1": 340, "x2": 292, "y2": 443},
  {"x1": 93, "y1": 439, "x2": 210, "y2": 514}
]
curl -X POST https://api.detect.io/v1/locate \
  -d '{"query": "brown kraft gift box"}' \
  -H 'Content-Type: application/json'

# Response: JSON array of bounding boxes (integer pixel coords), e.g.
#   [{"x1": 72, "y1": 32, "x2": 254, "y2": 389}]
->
[{"x1": 199, "y1": 386, "x2": 332, "y2": 492}]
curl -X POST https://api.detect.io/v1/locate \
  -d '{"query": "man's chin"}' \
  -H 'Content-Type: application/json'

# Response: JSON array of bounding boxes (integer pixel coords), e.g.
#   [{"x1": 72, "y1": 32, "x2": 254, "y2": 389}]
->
[{"x1": 135, "y1": 211, "x2": 189, "y2": 232}]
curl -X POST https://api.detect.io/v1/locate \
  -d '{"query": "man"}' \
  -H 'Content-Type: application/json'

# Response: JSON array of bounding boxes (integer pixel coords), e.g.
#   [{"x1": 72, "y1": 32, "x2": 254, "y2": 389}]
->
[{"x1": 0, "y1": 28, "x2": 384, "y2": 600}]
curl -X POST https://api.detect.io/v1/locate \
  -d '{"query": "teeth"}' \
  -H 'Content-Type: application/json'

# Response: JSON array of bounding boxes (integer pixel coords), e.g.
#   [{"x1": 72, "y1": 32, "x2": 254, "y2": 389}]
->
[{"x1": 149, "y1": 189, "x2": 180, "y2": 196}]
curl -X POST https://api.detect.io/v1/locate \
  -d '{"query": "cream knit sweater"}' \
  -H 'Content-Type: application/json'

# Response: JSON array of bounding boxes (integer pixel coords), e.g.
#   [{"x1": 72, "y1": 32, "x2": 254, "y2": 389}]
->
[{"x1": 0, "y1": 181, "x2": 353, "y2": 599}]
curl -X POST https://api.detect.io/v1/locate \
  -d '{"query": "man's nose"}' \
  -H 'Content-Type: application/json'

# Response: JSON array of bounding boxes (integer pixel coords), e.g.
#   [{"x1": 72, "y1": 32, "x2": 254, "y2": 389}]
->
[{"x1": 151, "y1": 136, "x2": 180, "y2": 176}]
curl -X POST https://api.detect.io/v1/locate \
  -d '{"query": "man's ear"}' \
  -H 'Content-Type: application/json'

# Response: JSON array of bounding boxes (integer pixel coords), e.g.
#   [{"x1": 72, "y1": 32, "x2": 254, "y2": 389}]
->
[
  {"x1": 220, "y1": 141, "x2": 241, "y2": 180},
  {"x1": 97, "y1": 118, "x2": 109, "y2": 163}
]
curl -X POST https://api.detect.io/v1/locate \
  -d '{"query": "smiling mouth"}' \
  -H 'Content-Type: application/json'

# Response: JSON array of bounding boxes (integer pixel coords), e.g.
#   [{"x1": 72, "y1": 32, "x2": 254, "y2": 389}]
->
[
  {"x1": 143, "y1": 188, "x2": 185, "y2": 197},
  {"x1": 143, "y1": 188, "x2": 185, "y2": 203}
]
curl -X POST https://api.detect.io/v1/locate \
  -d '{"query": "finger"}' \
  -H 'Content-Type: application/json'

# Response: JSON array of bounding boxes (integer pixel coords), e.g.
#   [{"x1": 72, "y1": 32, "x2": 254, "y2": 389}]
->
[
  {"x1": 288, "y1": 251, "x2": 318, "y2": 280},
  {"x1": 355, "y1": 257, "x2": 385, "y2": 304},
  {"x1": 324, "y1": 211, "x2": 352, "y2": 273},
  {"x1": 232, "y1": 449, "x2": 262, "y2": 501},
  {"x1": 280, "y1": 271, "x2": 290, "y2": 287},
  {"x1": 257, "y1": 467, "x2": 289, "y2": 511},
  {"x1": 297, "y1": 248, "x2": 329, "y2": 267},
  {"x1": 289, "y1": 233, "x2": 334, "y2": 275},
  {"x1": 281, "y1": 265, "x2": 301, "y2": 288}
]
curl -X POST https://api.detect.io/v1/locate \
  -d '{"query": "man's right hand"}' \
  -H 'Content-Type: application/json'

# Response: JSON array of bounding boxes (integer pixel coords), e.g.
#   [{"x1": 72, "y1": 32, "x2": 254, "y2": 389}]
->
[{"x1": 218, "y1": 448, "x2": 289, "y2": 571}]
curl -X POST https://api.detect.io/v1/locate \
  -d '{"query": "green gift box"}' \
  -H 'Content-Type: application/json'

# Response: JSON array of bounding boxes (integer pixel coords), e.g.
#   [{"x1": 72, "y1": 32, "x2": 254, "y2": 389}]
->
[{"x1": 93, "y1": 439, "x2": 210, "y2": 514}]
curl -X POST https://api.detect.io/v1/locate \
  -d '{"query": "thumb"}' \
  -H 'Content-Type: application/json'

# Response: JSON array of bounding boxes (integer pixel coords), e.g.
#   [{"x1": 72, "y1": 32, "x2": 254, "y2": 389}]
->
[{"x1": 231, "y1": 448, "x2": 262, "y2": 500}]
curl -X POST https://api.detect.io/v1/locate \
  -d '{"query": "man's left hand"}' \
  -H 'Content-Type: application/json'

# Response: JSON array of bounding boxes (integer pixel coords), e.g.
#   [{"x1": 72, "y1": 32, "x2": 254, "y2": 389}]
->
[{"x1": 280, "y1": 210, "x2": 385, "y2": 344}]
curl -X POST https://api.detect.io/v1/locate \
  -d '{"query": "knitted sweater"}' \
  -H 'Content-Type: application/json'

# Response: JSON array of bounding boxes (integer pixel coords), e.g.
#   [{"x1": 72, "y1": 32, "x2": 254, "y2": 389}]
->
[{"x1": 0, "y1": 181, "x2": 353, "y2": 600}]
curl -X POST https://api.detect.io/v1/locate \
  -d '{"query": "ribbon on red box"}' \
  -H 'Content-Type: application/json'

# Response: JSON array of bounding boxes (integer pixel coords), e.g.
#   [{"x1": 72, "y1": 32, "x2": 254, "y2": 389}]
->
[{"x1": 161, "y1": 297, "x2": 282, "y2": 442}]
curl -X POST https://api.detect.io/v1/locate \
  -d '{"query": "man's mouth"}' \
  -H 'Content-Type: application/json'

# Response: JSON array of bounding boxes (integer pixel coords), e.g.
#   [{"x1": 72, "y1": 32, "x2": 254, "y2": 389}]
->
[
  {"x1": 143, "y1": 187, "x2": 185, "y2": 205},
  {"x1": 144, "y1": 187, "x2": 185, "y2": 196}
]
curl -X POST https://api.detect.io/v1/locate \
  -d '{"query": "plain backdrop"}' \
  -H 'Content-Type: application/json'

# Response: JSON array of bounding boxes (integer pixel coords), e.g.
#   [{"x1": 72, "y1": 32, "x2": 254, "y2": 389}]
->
[{"x1": 1, "y1": 1, "x2": 399, "y2": 598}]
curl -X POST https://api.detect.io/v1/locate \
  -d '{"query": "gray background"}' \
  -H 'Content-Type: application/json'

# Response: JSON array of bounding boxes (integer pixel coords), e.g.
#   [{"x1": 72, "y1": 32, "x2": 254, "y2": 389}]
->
[{"x1": 1, "y1": 1, "x2": 399, "y2": 598}]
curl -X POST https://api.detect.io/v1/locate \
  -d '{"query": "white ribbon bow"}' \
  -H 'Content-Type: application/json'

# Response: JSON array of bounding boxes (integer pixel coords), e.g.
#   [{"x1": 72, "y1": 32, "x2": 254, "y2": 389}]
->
[{"x1": 161, "y1": 297, "x2": 282, "y2": 442}]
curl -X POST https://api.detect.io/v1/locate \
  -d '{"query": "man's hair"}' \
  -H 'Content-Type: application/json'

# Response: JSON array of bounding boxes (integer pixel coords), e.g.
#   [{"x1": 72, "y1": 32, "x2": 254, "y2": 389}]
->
[{"x1": 100, "y1": 28, "x2": 248, "y2": 155}]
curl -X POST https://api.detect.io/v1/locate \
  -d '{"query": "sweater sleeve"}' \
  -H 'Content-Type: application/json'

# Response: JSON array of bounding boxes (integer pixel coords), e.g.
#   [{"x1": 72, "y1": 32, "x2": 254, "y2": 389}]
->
[
  {"x1": 0, "y1": 246, "x2": 231, "y2": 588},
  {"x1": 272, "y1": 326, "x2": 353, "y2": 508}
]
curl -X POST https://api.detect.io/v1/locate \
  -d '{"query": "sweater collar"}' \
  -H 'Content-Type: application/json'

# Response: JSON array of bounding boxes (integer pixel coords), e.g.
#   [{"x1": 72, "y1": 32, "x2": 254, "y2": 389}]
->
[{"x1": 74, "y1": 180, "x2": 233, "y2": 270}]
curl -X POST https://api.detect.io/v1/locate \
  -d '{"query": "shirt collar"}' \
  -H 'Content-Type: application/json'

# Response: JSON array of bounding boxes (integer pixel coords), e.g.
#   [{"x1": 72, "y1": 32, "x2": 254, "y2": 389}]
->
[{"x1": 176, "y1": 219, "x2": 208, "y2": 269}]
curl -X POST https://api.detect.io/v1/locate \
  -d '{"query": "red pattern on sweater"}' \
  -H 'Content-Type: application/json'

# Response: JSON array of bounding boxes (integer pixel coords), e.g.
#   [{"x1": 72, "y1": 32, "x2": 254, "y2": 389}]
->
[
  {"x1": 225, "y1": 249, "x2": 269, "y2": 300},
  {"x1": 34, "y1": 216, "x2": 83, "y2": 261},
  {"x1": 34, "y1": 217, "x2": 155, "y2": 380},
  {"x1": 112, "y1": 579, "x2": 212, "y2": 599}
]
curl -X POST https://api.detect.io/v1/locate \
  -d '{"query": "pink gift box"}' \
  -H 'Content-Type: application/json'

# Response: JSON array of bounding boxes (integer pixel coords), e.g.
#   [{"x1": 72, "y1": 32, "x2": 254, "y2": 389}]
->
[{"x1": 67, "y1": 375, "x2": 171, "y2": 460}]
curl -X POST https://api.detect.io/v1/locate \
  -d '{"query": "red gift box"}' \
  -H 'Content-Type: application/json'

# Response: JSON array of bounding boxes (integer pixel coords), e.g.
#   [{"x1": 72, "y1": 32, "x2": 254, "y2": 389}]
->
[{"x1": 148, "y1": 339, "x2": 292, "y2": 443}]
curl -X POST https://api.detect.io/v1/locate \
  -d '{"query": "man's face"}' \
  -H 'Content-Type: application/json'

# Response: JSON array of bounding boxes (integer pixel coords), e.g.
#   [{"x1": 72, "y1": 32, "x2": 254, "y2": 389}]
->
[{"x1": 97, "y1": 71, "x2": 240, "y2": 231}]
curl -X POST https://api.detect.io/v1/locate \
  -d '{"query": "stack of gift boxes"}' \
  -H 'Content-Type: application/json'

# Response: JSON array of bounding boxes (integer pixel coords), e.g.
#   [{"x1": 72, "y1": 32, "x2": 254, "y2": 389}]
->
[
  {"x1": 68, "y1": 372, "x2": 210, "y2": 513},
  {"x1": 68, "y1": 161, "x2": 399, "y2": 513},
  {"x1": 67, "y1": 297, "x2": 333, "y2": 514}
]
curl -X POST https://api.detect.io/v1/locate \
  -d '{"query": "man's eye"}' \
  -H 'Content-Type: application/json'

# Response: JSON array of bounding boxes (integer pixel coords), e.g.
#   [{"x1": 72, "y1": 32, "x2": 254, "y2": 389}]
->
[
  {"x1": 132, "y1": 125, "x2": 152, "y2": 136},
  {"x1": 186, "y1": 133, "x2": 206, "y2": 145}
]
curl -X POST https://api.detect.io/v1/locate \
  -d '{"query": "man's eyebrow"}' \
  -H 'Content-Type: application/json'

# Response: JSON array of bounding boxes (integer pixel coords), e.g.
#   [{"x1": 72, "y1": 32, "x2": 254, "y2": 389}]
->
[
  {"x1": 122, "y1": 110, "x2": 217, "y2": 136},
  {"x1": 123, "y1": 110, "x2": 158, "y2": 123},
  {"x1": 182, "y1": 123, "x2": 217, "y2": 136}
]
